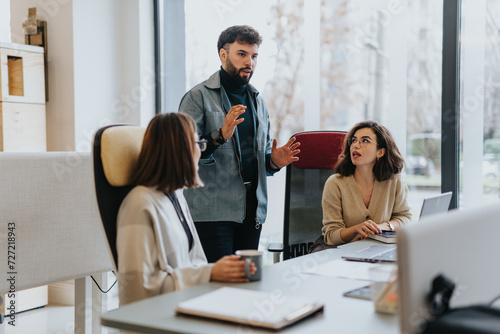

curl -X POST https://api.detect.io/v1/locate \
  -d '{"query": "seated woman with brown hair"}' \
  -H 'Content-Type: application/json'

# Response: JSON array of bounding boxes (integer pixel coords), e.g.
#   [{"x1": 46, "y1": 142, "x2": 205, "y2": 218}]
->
[
  {"x1": 321, "y1": 120, "x2": 412, "y2": 246},
  {"x1": 116, "y1": 112, "x2": 254, "y2": 305}
]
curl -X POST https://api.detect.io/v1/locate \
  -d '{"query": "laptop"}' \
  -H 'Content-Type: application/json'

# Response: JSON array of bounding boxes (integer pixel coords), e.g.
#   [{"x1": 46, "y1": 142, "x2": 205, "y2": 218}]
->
[
  {"x1": 345, "y1": 192, "x2": 453, "y2": 262},
  {"x1": 418, "y1": 191, "x2": 453, "y2": 219},
  {"x1": 341, "y1": 244, "x2": 398, "y2": 263},
  {"x1": 367, "y1": 191, "x2": 453, "y2": 244}
]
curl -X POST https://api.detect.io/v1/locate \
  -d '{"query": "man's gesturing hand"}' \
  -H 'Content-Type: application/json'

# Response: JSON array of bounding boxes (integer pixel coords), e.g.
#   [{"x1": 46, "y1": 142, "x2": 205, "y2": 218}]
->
[
  {"x1": 270, "y1": 137, "x2": 301, "y2": 168},
  {"x1": 220, "y1": 105, "x2": 246, "y2": 142}
]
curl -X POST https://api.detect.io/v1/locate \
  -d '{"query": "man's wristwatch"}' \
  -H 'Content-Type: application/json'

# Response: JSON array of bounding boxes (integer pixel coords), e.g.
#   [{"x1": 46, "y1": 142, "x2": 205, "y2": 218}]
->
[{"x1": 211, "y1": 128, "x2": 228, "y2": 145}]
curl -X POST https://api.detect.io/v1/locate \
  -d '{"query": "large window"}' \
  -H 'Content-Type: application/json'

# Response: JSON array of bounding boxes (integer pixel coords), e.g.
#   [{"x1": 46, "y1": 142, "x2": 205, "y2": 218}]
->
[
  {"x1": 460, "y1": 0, "x2": 500, "y2": 207},
  {"x1": 406, "y1": 0, "x2": 444, "y2": 211},
  {"x1": 317, "y1": 0, "x2": 444, "y2": 216},
  {"x1": 182, "y1": 0, "x2": 445, "y2": 242},
  {"x1": 168, "y1": 0, "x2": 498, "y2": 256}
]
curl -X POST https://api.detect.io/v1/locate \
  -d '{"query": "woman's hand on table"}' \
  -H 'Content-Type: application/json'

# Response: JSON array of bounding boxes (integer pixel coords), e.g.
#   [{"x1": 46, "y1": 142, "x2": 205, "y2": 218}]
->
[{"x1": 352, "y1": 220, "x2": 382, "y2": 240}]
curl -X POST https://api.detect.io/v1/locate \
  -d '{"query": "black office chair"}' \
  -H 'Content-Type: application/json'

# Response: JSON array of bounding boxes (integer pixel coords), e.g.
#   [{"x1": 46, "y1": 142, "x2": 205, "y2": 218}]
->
[
  {"x1": 92, "y1": 124, "x2": 146, "y2": 270},
  {"x1": 269, "y1": 131, "x2": 346, "y2": 262}
]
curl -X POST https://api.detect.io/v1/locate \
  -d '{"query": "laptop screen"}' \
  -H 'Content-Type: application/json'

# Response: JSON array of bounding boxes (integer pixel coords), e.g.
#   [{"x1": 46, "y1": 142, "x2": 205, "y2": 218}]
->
[{"x1": 418, "y1": 191, "x2": 452, "y2": 220}]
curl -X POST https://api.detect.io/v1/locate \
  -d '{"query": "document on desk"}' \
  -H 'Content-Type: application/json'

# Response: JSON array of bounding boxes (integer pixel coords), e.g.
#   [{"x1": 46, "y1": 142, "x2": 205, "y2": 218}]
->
[
  {"x1": 176, "y1": 287, "x2": 324, "y2": 330},
  {"x1": 302, "y1": 259, "x2": 381, "y2": 281}
]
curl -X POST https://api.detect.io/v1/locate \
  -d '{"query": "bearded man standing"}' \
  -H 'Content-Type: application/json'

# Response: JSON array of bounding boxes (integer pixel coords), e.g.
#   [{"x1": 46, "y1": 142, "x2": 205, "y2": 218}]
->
[{"x1": 179, "y1": 25, "x2": 300, "y2": 263}]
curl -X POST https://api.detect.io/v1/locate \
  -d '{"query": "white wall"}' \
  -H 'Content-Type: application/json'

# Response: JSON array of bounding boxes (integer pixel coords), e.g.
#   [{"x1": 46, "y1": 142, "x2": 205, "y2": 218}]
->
[
  {"x1": 9, "y1": 0, "x2": 155, "y2": 151},
  {"x1": 73, "y1": 0, "x2": 155, "y2": 149},
  {"x1": 10, "y1": 0, "x2": 75, "y2": 151},
  {"x1": 73, "y1": 0, "x2": 155, "y2": 150},
  {"x1": 0, "y1": 0, "x2": 11, "y2": 42},
  {"x1": 120, "y1": 0, "x2": 156, "y2": 128},
  {"x1": 72, "y1": 0, "x2": 122, "y2": 151}
]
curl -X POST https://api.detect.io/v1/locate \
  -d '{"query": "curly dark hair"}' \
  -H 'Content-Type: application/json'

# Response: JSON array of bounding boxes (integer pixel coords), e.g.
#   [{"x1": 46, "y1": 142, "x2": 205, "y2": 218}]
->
[
  {"x1": 217, "y1": 25, "x2": 263, "y2": 53},
  {"x1": 335, "y1": 121, "x2": 405, "y2": 181}
]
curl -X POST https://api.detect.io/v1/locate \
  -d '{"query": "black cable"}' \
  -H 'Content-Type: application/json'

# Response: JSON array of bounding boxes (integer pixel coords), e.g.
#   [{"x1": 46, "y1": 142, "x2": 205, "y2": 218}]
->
[
  {"x1": 490, "y1": 294, "x2": 500, "y2": 307},
  {"x1": 90, "y1": 271, "x2": 117, "y2": 294}
]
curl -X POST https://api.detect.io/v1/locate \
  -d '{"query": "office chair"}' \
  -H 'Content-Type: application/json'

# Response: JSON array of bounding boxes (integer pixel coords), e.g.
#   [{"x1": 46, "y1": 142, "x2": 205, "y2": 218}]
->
[
  {"x1": 268, "y1": 131, "x2": 346, "y2": 262},
  {"x1": 92, "y1": 124, "x2": 146, "y2": 270}
]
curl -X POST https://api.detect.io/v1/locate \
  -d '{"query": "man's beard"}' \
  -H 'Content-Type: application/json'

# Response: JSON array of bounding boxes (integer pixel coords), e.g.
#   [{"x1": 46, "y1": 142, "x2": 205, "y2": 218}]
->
[{"x1": 225, "y1": 57, "x2": 253, "y2": 85}]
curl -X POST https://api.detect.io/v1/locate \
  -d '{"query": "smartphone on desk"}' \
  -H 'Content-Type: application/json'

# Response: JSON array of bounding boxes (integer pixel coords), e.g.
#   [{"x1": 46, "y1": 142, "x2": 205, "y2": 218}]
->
[{"x1": 343, "y1": 285, "x2": 372, "y2": 300}]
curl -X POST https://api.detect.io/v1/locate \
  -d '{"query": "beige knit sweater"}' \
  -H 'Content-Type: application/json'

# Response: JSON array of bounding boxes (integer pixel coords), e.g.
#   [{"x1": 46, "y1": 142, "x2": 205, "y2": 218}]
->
[{"x1": 321, "y1": 173, "x2": 412, "y2": 246}]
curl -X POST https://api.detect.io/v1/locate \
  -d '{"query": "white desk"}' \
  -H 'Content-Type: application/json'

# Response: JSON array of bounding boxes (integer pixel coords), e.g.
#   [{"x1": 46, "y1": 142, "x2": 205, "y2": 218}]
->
[{"x1": 101, "y1": 240, "x2": 398, "y2": 333}]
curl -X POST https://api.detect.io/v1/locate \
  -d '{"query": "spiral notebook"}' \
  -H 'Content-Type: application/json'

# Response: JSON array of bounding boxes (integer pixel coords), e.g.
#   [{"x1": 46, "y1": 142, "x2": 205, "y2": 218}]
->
[{"x1": 176, "y1": 287, "x2": 324, "y2": 330}]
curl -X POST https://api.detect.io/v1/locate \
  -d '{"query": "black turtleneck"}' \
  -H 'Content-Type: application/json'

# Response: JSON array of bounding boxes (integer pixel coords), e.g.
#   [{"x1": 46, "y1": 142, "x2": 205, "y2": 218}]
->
[{"x1": 220, "y1": 67, "x2": 256, "y2": 183}]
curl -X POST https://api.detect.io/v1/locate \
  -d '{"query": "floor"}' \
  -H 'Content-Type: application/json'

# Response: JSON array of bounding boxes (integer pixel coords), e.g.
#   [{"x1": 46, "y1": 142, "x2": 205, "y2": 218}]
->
[
  {"x1": 0, "y1": 303, "x2": 121, "y2": 334},
  {"x1": 0, "y1": 274, "x2": 122, "y2": 334}
]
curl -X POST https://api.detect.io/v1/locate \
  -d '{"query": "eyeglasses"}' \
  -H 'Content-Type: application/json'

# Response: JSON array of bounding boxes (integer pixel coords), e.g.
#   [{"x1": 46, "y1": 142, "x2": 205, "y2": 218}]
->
[
  {"x1": 349, "y1": 137, "x2": 373, "y2": 147},
  {"x1": 196, "y1": 139, "x2": 207, "y2": 152}
]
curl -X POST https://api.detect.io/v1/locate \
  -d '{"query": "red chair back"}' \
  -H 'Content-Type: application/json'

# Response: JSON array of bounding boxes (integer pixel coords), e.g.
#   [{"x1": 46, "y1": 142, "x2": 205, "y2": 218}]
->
[
  {"x1": 292, "y1": 131, "x2": 346, "y2": 170},
  {"x1": 283, "y1": 131, "x2": 346, "y2": 260}
]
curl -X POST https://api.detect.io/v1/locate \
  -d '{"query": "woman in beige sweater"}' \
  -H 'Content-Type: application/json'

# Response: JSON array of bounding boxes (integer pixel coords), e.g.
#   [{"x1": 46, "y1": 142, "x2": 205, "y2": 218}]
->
[{"x1": 322, "y1": 121, "x2": 412, "y2": 246}]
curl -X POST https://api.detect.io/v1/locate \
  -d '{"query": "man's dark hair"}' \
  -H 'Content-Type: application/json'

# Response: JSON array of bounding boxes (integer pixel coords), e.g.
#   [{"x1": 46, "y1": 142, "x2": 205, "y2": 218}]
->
[{"x1": 217, "y1": 25, "x2": 263, "y2": 53}]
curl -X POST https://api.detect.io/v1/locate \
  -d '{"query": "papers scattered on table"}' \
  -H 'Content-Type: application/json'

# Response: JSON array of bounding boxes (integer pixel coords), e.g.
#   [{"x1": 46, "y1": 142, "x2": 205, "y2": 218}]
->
[{"x1": 302, "y1": 259, "x2": 382, "y2": 281}]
